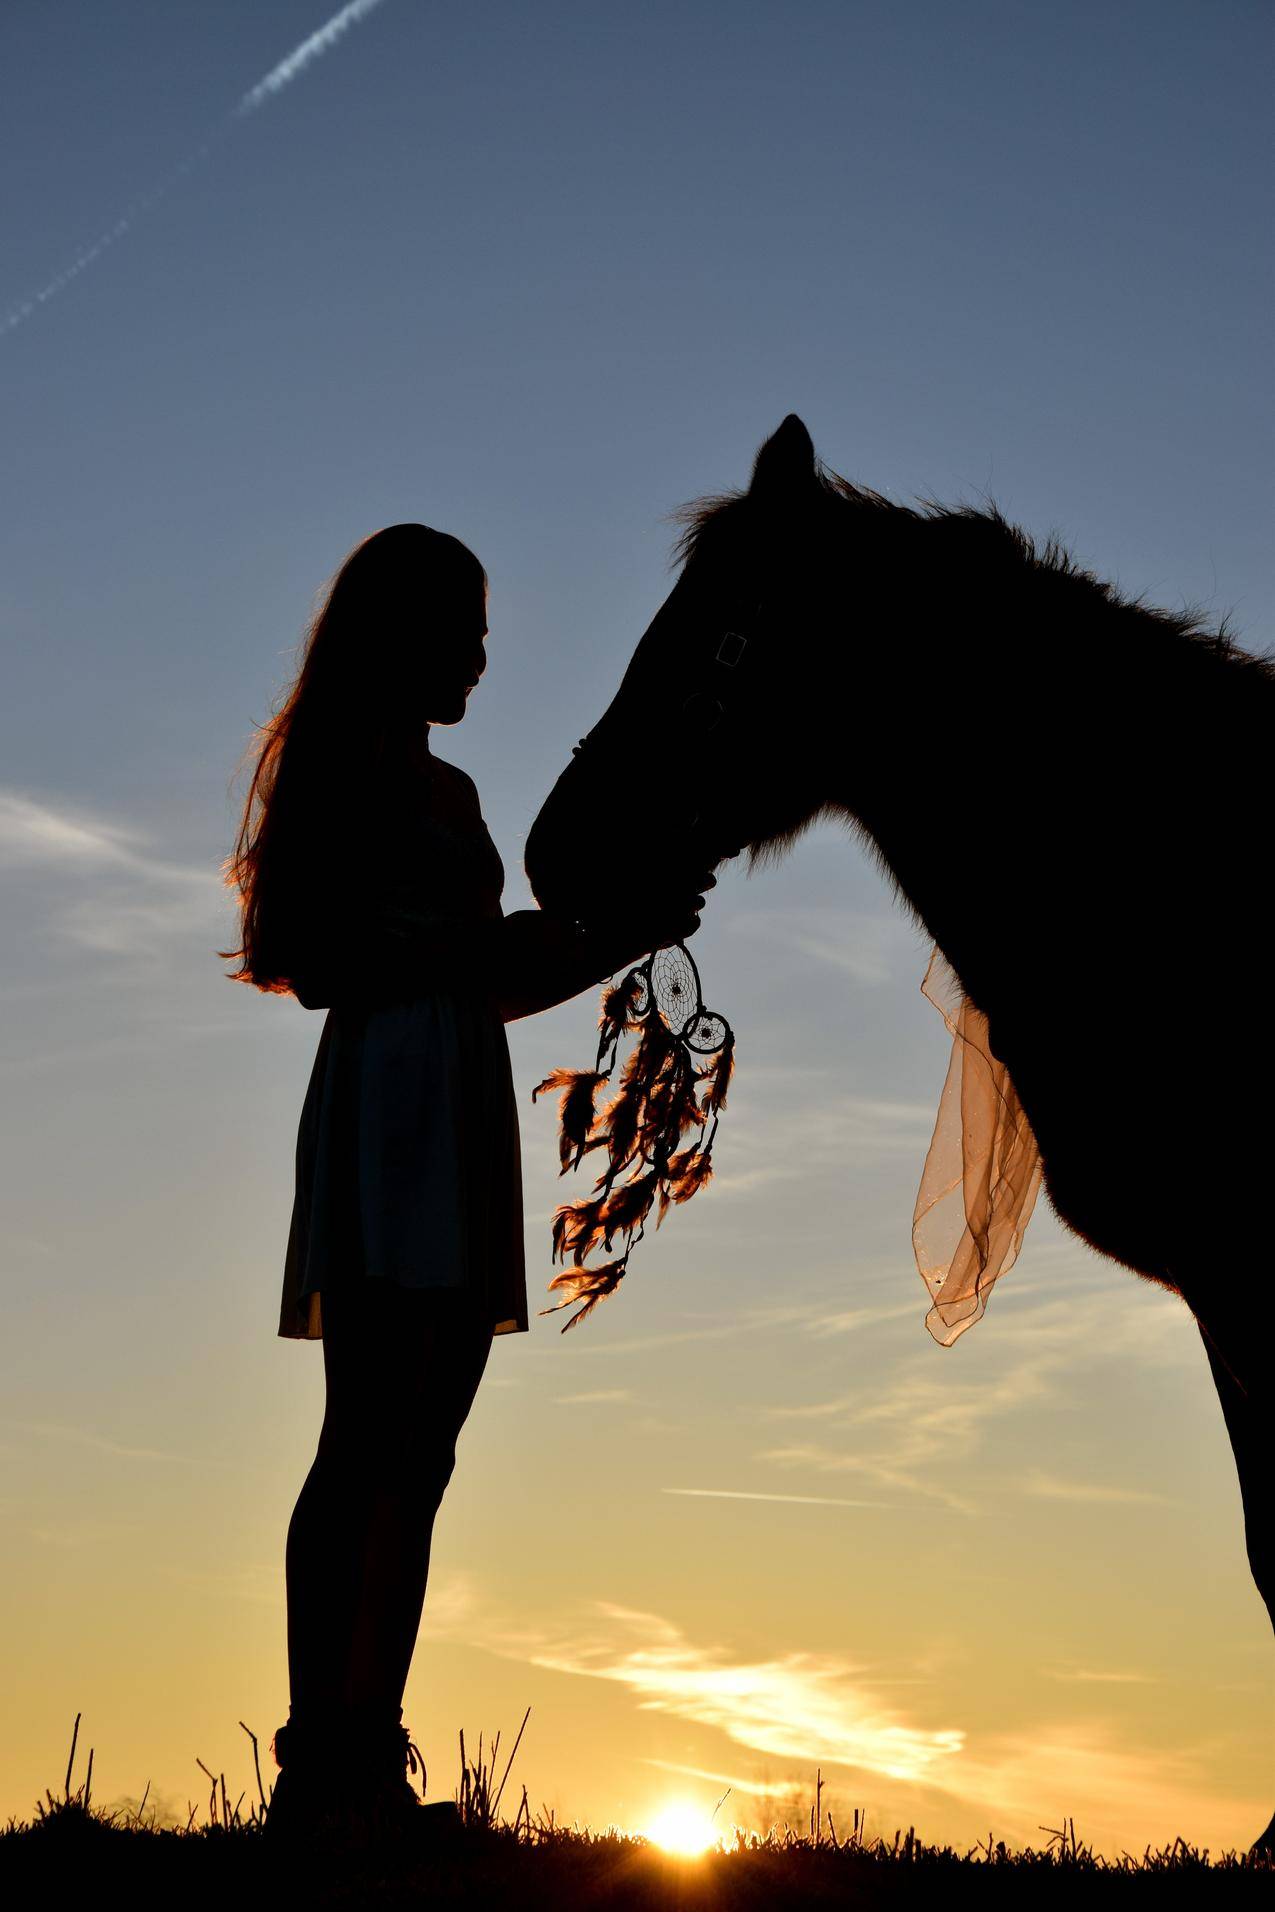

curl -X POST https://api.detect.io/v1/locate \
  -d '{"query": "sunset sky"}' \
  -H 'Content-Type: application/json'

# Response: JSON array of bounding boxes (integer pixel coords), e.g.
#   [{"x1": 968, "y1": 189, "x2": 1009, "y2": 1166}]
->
[{"x1": 1, "y1": 0, "x2": 1271, "y2": 1855}]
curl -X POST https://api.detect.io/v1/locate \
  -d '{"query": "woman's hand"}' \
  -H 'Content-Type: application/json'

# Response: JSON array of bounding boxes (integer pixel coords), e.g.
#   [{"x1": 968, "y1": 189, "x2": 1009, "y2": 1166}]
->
[
  {"x1": 491, "y1": 861, "x2": 722, "y2": 1019},
  {"x1": 585, "y1": 865, "x2": 717, "y2": 974}
]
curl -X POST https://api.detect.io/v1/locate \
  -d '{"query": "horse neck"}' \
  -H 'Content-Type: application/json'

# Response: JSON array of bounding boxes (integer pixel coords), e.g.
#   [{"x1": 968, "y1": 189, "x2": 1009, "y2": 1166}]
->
[{"x1": 822, "y1": 512, "x2": 1153, "y2": 1019}]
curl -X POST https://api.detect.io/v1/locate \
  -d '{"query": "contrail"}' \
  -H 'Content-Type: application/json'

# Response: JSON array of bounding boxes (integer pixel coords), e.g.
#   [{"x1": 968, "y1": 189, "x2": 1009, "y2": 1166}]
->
[
  {"x1": 235, "y1": 0, "x2": 388, "y2": 117},
  {"x1": 2, "y1": 0, "x2": 392, "y2": 341}
]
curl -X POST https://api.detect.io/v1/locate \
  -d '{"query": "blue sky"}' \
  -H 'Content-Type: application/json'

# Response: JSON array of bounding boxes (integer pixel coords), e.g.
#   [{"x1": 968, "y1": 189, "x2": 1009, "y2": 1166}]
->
[{"x1": 1, "y1": 0, "x2": 1270, "y2": 1850}]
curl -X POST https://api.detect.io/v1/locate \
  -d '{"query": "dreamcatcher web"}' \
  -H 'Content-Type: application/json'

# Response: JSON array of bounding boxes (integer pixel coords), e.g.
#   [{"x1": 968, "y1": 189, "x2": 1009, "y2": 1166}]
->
[{"x1": 651, "y1": 945, "x2": 698, "y2": 1034}]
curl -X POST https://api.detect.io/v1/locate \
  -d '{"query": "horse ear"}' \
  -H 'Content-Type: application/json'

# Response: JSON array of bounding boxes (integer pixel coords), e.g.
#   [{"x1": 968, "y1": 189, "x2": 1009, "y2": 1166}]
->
[{"x1": 748, "y1": 414, "x2": 818, "y2": 498}]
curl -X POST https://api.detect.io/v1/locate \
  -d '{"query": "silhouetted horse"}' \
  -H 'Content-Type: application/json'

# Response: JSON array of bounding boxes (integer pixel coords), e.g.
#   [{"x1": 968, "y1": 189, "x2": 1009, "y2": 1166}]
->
[{"x1": 524, "y1": 416, "x2": 1274, "y2": 1850}]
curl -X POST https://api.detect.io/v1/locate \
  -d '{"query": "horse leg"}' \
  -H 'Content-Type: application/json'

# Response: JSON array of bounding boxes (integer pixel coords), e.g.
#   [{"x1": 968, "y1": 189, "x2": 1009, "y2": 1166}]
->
[{"x1": 1195, "y1": 1310, "x2": 1274, "y2": 1855}]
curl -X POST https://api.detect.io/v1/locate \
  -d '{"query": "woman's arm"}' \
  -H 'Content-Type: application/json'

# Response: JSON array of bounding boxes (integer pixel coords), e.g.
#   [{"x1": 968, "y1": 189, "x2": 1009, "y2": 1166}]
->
[
  {"x1": 483, "y1": 906, "x2": 697, "y2": 1022},
  {"x1": 290, "y1": 884, "x2": 713, "y2": 1019}
]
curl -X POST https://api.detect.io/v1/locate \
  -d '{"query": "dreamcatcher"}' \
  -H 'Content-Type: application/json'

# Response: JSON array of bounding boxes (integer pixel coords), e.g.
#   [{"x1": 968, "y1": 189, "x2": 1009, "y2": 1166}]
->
[{"x1": 531, "y1": 941, "x2": 735, "y2": 1330}]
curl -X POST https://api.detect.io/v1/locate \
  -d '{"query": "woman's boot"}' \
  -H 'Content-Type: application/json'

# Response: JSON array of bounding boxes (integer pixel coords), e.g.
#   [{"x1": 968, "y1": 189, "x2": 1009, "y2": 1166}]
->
[{"x1": 262, "y1": 1702, "x2": 451, "y2": 1848}]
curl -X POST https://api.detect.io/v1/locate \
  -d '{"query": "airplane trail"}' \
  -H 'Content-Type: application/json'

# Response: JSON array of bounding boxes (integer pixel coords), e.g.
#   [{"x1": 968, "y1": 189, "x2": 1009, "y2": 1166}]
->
[
  {"x1": 2, "y1": 0, "x2": 392, "y2": 342},
  {"x1": 235, "y1": 0, "x2": 388, "y2": 117}
]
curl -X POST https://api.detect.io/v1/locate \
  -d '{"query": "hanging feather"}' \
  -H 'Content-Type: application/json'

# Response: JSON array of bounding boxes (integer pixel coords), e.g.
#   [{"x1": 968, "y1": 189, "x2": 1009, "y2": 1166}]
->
[
  {"x1": 598, "y1": 980, "x2": 633, "y2": 1030},
  {"x1": 597, "y1": 1169, "x2": 660, "y2": 1248},
  {"x1": 534, "y1": 941, "x2": 735, "y2": 1331},
  {"x1": 595, "y1": 971, "x2": 646, "y2": 1069},
  {"x1": 651, "y1": 1050, "x2": 705, "y2": 1145},
  {"x1": 543, "y1": 1258, "x2": 628, "y2": 1330},
  {"x1": 699, "y1": 1031, "x2": 735, "y2": 1115},
  {"x1": 531, "y1": 1066, "x2": 578, "y2": 1103},
  {"x1": 656, "y1": 1141, "x2": 708, "y2": 1223},
  {"x1": 531, "y1": 1067, "x2": 608, "y2": 1173},
  {"x1": 594, "y1": 1052, "x2": 650, "y2": 1191},
  {"x1": 551, "y1": 1195, "x2": 608, "y2": 1264},
  {"x1": 667, "y1": 1147, "x2": 715, "y2": 1203}
]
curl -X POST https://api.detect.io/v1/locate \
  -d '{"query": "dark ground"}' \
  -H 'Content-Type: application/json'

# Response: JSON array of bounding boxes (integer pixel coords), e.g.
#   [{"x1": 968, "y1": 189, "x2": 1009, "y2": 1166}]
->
[{"x1": 3, "y1": 1801, "x2": 1270, "y2": 1911}]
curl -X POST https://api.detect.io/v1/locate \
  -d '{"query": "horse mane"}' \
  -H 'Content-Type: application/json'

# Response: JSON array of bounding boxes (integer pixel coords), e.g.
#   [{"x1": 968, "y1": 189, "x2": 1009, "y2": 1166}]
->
[{"x1": 670, "y1": 463, "x2": 1269, "y2": 684}]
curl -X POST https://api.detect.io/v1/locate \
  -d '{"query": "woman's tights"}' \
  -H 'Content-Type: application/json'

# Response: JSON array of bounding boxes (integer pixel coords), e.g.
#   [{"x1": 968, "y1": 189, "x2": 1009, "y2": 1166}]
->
[{"x1": 283, "y1": 1282, "x2": 493, "y2": 1723}]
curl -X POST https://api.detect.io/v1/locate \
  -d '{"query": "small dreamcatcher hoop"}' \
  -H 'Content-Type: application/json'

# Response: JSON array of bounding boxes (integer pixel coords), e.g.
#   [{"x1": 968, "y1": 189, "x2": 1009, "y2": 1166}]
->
[{"x1": 531, "y1": 941, "x2": 735, "y2": 1330}]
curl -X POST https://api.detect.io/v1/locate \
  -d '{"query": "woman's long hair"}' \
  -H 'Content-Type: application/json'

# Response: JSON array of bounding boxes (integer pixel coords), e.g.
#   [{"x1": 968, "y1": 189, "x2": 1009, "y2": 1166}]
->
[{"x1": 220, "y1": 523, "x2": 487, "y2": 994}]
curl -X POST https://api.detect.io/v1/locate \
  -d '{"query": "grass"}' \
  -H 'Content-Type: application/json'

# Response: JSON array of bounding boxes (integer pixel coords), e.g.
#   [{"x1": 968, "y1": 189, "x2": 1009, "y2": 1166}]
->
[{"x1": 1, "y1": 1711, "x2": 1269, "y2": 1909}]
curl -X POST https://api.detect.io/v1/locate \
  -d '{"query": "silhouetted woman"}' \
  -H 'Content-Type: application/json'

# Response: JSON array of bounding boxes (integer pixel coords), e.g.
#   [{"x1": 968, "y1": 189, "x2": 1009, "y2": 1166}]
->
[{"x1": 222, "y1": 525, "x2": 709, "y2": 1842}]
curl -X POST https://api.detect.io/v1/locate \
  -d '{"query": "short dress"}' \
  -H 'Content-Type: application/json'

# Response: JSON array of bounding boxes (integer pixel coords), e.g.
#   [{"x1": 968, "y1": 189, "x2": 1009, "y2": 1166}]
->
[{"x1": 278, "y1": 761, "x2": 528, "y2": 1342}]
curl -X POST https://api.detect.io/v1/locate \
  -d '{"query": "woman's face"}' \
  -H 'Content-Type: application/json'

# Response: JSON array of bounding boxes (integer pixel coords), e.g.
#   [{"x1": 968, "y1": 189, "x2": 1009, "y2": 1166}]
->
[{"x1": 423, "y1": 581, "x2": 488, "y2": 726}]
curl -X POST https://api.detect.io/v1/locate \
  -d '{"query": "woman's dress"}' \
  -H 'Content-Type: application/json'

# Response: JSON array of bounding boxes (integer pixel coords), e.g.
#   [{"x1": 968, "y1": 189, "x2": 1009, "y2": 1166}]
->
[{"x1": 278, "y1": 759, "x2": 528, "y2": 1341}]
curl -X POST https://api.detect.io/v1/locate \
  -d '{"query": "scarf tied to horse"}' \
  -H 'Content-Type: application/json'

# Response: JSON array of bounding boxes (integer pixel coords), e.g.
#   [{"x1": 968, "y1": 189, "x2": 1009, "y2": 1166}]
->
[{"x1": 912, "y1": 948, "x2": 1044, "y2": 1344}]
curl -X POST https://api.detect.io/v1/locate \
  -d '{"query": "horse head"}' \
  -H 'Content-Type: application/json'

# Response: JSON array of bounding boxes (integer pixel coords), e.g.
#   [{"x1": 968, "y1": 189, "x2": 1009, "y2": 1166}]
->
[{"x1": 523, "y1": 414, "x2": 846, "y2": 922}]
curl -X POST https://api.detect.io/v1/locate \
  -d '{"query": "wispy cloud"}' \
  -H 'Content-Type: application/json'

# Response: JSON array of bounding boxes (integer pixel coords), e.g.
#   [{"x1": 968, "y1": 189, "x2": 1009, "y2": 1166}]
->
[
  {"x1": 757, "y1": 1440, "x2": 980, "y2": 1515},
  {"x1": 641, "y1": 1756, "x2": 789, "y2": 1800},
  {"x1": 421, "y1": 1568, "x2": 482, "y2": 1634},
  {"x1": 693, "y1": 1087, "x2": 938, "y2": 1208},
  {"x1": 57, "y1": 888, "x2": 222, "y2": 957},
  {"x1": 0, "y1": 791, "x2": 141, "y2": 868},
  {"x1": 155, "y1": 1558, "x2": 280, "y2": 1608},
  {"x1": 940, "y1": 1721, "x2": 1262, "y2": 1852},
  {"x1": 1022, "y1": 1472, "x2": 1173, "y2": 1507},
  {"x1": 25, "y1": 1507, "x2": 154, "y2": 1550},
  {"x1": 1045, "y1": 1666, "x2": 1156, "y2": 1685},
  {"x1": 799, "y1": 1298, "x2": 922, "y2": 1337},
  {"x1": 755, "y1": 1352, "x2": 1056, "y2": 1515},
  {"x1": 424, "y1": 1580, "x2": 963, "y2": 1786},
  {"x1": 742, "y1": 1092, "x2": 937, "y2": 1167},
  {"x1": 961, "y1": 1278, "x2": 1197, "y2": 1367},
  {"x1": 529, "y1": 1316, "x2": 768, "y2": 1361},
  {"x1": 515, "y1": 1603, "x2": 965, "y2": 1785},
  {"x1": 726, "y1": 907, "x2": 921, "y2": 987},
  {"x1": 521, "y1": 1298, "x2": 900, "y2": 1364},
  {"x1": 3, "y1": 2, "x2": 393, "y2": 339},
  {"x1": 3, "y1": 1416, "x2": 273, "y2": 1479},
  {"x1": 0, "y1": 786, "x2": 224, "y2": 964},
  {"x1": 753, "y1": 1281, "x2": 1199, "y2": 1515},
  {"x1": 663, "y1": 1487, "x2": 889, "y2": 1509},
  {"x1": 3, "y1": 1416, "x2": 201, "y2": 1466},
  {"x1": 554, "y1": 1389, "x2": 635, "y2": 1406}
]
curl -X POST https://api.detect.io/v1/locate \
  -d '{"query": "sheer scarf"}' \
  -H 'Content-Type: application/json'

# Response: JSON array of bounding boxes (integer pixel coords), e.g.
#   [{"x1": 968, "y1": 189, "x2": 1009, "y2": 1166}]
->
[{"x1": 912, "y1": 949, "x2": 1043, "y2": 1344}]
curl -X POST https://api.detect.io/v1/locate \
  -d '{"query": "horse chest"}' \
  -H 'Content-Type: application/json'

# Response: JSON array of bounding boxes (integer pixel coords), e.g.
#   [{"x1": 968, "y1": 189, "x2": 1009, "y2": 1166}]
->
[{"x1": 989, "y1": 1022, "x2": 1181, "y2": 1287}]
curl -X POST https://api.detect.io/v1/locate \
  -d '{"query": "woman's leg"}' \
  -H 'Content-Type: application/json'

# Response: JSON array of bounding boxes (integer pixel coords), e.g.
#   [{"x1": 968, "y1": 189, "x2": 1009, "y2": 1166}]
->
[{"x1": 284, "y1": 1282, "x2": 493, "y2": 1724}]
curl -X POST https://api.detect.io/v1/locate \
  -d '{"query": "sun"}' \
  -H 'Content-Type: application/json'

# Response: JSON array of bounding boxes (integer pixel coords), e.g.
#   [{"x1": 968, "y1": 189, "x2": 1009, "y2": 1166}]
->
[{"x1": 645, "y1": 1800, "x2": 719, "y2": 1857}]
